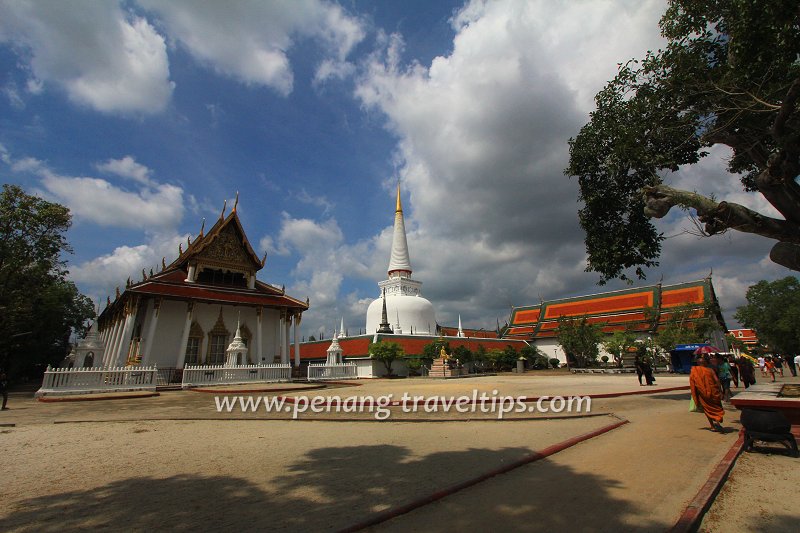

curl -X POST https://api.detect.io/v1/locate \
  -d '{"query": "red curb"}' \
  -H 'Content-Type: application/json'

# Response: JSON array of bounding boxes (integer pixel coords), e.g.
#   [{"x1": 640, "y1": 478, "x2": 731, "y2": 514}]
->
[
  {"x1": 189, "y1": 384, "x2": 328, "y2": 394},
  {"x1": 337, "y1": 419, "x2": 630, "y2": 533},
  {"x1": 276, "y1": 385, "x2": 690, "y2": 408},
  {"x1": 37, "y1": 392, "x2": 160, "y2": 402},
  {"x1": 669, "y1": 430, "x2": 745, "y2": 533}
]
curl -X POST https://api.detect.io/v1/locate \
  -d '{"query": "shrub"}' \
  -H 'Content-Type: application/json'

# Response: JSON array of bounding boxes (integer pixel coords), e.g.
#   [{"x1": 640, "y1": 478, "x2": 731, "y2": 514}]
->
[{"x1": 549, "y1": 358, "x2": 560, "y2": 369}]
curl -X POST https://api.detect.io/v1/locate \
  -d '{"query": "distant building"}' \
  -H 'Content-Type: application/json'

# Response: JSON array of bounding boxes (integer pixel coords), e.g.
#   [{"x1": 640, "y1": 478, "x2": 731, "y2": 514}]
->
[
  {"x1": 502, "y1": 277, "x2": 727, "y2": 364},
  {"x1": 728, "y1": 328, "x2": 760, "y2": 350},
  {"x1": 96, "y1": 199, "x2": 308, "y2": 369}
]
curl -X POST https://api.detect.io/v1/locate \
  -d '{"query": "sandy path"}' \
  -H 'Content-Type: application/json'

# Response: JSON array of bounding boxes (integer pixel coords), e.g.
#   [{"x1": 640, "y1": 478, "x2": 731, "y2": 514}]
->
[{"x1": 0, "y1": 416, "x2": 613, "y2": 532}]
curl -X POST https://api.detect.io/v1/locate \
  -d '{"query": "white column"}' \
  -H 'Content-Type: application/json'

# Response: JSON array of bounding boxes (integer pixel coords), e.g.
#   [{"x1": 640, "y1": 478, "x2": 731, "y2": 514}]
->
[
  {"x1": 279, "y1": 311, "x2": 287, "y2": 364},
  {"x1": 248, "y1": 274, "x2": 256, "y2": 289},
  {"x1": 141, "y1": 298, "x2": 162, "y2": 366},
  {"x1": 175, "y1": 301, "x2": 194, "y2": 369},
  {"x1": 293, "y1": 313, "x2": 301, "y2": 367},
  {"x1": 256, "y1": 307, "x2": 263, "y2": 363},
  {"x1": 104, "y1": 318, "x2": 123, "y2": 367},
  {"x1": 284, "y1": 314, "x2": 292, "y2": 366},
  {"x1": 185, "y1": 264, "x2": 196, "y2": 283},
  {"x1": 113, "y1": 311, "x2": 136, "y2": 366}
]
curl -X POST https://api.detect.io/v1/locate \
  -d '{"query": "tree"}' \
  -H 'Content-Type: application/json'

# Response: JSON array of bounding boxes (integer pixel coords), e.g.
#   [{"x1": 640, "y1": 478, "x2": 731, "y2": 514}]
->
[
  {"x1": 556, "y1": 316, "x2": 602, "y2": 368},
  {"x1": 602, "y1": 328, "x2": 639, "y2": 367},
  {"x1": 735, "y1": 277, "x2": 800, "y2": 354},
  {"x1": 0, "y1": 184, "x2": 95, "y2": 376},
  {"x1": 520, "y1": 344, "x2": 548, "y2": 369},
  {"x1": 566, "y1": 0, "x2": 800, "y2": 282},
  {"x1": 308, "y1": 335, "x2": 316, "y2": 342},
  {"x1": 368, "y1": 341, "x2": 404, "y2": 376},
  {"x1": 649, "y1": 303, "x2": 719, "y2": 353},
  {"x1": 452, "y1": 345, "x2": 473, "y2": 364}
]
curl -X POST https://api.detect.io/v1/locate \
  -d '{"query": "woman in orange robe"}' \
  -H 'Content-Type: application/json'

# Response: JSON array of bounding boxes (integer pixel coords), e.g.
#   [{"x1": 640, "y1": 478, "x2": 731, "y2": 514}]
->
[{"x1": 690, "y1": 355, "x2": 724, "y2": 432}]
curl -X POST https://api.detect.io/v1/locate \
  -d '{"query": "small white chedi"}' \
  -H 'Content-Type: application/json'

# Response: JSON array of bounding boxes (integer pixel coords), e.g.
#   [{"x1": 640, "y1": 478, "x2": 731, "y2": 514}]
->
[{"x1": 365, "y1": 184, "x2": 437, "y2": 335}]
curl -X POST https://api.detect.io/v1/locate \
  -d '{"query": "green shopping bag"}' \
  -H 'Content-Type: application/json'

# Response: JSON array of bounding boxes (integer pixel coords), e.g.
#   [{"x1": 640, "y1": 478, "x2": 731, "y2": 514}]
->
[{"x1": 689, "y1": 397, "x2": 700, "y2": 413}]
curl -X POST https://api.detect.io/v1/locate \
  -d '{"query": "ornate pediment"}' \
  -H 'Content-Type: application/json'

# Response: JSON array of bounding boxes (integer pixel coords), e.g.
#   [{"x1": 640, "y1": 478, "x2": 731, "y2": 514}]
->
[{"x1": 197, "y1": 224, "x2": 256, "y2": 271}]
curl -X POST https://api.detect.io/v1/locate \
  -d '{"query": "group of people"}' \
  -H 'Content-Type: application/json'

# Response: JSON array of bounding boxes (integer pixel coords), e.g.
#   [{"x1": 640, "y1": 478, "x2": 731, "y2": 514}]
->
[
  {"x1": 689, "y1": 352, "x2": 762, "y2": 433},
  {"x1": 756, "y1": 354, "x2": 799, "y2": 382}
]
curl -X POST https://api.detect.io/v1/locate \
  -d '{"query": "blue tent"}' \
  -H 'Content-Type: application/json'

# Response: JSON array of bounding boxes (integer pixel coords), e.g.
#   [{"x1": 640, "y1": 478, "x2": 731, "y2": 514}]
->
[{"x1": 670, "y1": 344, "x2": 710, "y2": 374}]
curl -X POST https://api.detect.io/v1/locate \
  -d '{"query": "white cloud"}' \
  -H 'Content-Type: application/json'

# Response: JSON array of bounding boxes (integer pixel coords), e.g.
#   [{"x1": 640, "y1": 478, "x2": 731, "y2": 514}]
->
[
  {"x1": 326, "y1": 0, "x2": 788, "y2": 333},
  {"x1": 11, "y1": 156, "x2": 183, "y2": 231},
  {"x1": 96, "y1": 155, "x2": 153, "y2": 186},
  {"x1": 69, "y1": 231, "x2": 189, "y2": 305},
  {"x1": 137, "y1": 0, "x2": 365, "y2": 95},
  {"x1": 0, "y1": 0, "x2": 173, "y2": 114}
]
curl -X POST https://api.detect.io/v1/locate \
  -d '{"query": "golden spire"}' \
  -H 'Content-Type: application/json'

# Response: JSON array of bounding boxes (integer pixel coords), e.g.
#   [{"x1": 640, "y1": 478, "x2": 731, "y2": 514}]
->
[
  {"x1": 220, "y1": 199, "x2": 227, "y2": 220},
  {"x1": 199, "y1": 218, "x2": 205, "y2": 237},
  {"x1": 395, "y1": 181, "x2": 402, "y2": 213},
  {"x1": 233, "y1": 191, "x2": 239, "y2": 212}
]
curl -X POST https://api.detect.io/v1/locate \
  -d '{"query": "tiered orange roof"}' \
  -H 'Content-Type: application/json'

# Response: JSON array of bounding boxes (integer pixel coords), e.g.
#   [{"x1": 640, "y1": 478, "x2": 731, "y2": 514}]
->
[
  {"x1": 729, "y1": 328, "x2": 759, "y2": 347},
  {"x1": 503, "y1": 278, "x2": 725, "y2": 340}
]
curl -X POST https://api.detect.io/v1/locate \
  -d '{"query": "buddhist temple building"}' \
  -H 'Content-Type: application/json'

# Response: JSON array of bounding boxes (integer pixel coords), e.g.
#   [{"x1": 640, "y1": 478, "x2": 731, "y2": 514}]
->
[
  {"x1": 728, "y1": 328, "x2": 760, "y2": 350},
  {"x1": 96, "y1": 198, "x2": 308, "y2": 370},
  {"x1": 502, "y1": 277, "x2": 727, "y2": 364}
]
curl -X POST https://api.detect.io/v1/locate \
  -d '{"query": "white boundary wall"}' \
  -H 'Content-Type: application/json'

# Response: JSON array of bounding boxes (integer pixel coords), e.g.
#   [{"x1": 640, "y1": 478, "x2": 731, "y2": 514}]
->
[
  {"x1": 307, "y1": 363, "x2": 358, "y2": 381},
  {"x1": 181, "y1": 364, "x2": 291, "y2": 388},
  {"x1": 36, "y1": 366, "x2": 158, "y2": 396}
]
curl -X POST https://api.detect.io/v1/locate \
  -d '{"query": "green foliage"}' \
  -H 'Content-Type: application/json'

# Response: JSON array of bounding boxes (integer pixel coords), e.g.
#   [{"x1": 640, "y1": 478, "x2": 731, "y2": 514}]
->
[
  {"x1": 520, "y1": 344, "x2": 548, "y2": 369},
  {"x1": 452, "y1": 344, "x2": 473, "y2": 363},
  {"x1": 566, "y1": 0, "x2": 800, "y2": 282},
  {"x1": 556, "y1": 316, "x2": 602, "y2": 368},
  {"x1": 602, "y1": 328, "x2": 639, "y2": 366},
  {"x1": 549, "y1": 358, "x2": 561, "y2": 369},
  {"x1": 735, "y1": 277, "x2": 800, "y2": 354},
  {"x1": 0, "y1": 184, "x2": 95, "y2": 376},
  {"x1": 725, "y1": 334, "x2": 751, "y2": 354},
  {"x1": 368, "y1": 341, "x2": 405, "y2": 375},
  {"x1": 308, "y1": 335, "x2": 316, "y2": 342},
  {"x1": 421, "y1": 340, "x2": 450, "y2": 360},
  {"x1": 650, "y1": 303, "x2": 719, "y2": 353}
]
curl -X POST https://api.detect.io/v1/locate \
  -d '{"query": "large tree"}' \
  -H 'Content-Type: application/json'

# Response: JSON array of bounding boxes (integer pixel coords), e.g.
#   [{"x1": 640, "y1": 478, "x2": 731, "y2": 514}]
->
[
  {"x1": 556, "y1": 316, "x2": 602, "y2": 368},
  {"x1": 735, "y1": 276, "x2": 800, "y2": 353},
  {"x1": 0, "y1": 184, "x2": 95, "y2": 376},
  {"x1": 368, "y1": 340, "x2": 404, "y2": 376},
  {"x1": 566, "y1": 0, "x2": 800, "y2": 282}
]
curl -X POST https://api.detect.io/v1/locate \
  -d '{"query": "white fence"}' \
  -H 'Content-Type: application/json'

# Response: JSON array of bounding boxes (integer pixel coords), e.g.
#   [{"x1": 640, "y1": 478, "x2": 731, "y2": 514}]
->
[
  {"x1": 307, "y1": 363, "x2": 358, "y2": 381},
  {"x1": 181, "y1": 364, "x2": 291, "y2": 388},
  {"x1": 36, "y1": 365, "x2": 158, "y2": 396}
]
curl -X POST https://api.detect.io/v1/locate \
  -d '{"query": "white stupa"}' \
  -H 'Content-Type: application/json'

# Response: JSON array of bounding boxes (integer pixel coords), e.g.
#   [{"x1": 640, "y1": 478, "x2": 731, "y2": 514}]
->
[{"x1": 366, "y1": 184, "x2": 437, "y2": 335}]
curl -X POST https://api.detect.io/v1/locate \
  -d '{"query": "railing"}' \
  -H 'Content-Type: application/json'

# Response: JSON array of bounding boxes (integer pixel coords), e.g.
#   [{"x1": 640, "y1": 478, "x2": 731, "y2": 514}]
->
[
  {"x1": 156, "y1": 367, "x2": 183, "y2": 386},
  {"x1": 36, "y1": 365, "x2": 158, "y2": 396},
  {"x1": 307, "y1": 363, "x2": 358, "y2": 381},
  {"x1": 181, "y1": 364, "x2": 291, "y2": 388}
]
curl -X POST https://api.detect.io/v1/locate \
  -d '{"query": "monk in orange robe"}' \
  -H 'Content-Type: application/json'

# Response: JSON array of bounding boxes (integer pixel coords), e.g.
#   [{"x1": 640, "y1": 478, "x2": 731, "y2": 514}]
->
[{"x1": 690, "y1": 355, "x2": 724, "y2": 431}]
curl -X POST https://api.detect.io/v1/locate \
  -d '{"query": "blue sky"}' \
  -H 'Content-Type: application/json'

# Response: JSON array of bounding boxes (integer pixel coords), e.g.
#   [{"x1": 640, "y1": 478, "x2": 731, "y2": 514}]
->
[{"x1": 0, "y1": 0, "x2": 790, "y2": 337}]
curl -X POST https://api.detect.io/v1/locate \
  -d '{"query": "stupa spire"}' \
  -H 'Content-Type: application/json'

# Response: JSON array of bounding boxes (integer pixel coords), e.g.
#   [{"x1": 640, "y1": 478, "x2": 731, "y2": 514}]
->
[{"x1": 387, "y1": 181, "x2": 412, "y2": 277}]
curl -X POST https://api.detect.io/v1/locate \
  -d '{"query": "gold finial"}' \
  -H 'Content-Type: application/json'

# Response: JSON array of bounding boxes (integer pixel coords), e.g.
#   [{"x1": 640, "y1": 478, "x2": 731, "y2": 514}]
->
[
  {"x1": 233, "y1": 191, "x2": 239, "y2": 212},
  {"x1": 395, "y1": 181, "x2": 402, "y2": 213},
  {"x1": 126, "y1": 277, "x2": 131, "y2": 288},
  {"x1": 220, "y1": 199, "x2": 227, "y2": 220},
  {"x1": 115, "y1": 286, "x2": 120, "y2": 299},
  {"x1": 281, "y1": 284, "x2": 285, "y2": 294},
  {"x1": 261, "y1": 251, "x2": 267, "y2": 267},
  {"x1": 187, "y1": 236, "x2": 191, "y2": 246},
  {"x1": 107, "y1": 296, "x2": 111, "y2": 307},
  {"x1": 161, "y1": 257, "x2": 166, "y2": 270},
  {"x1": 179, "y1": 243, "x2": 183, "y2": 254},
  {"x1": 150, "y1": 268, "x2": 154, "y2": 277},
  {"x1": 199, "y1": 218, "x2": 205, "y2": 237},
  {"x1": 306, "y1": 297, "x2": 310, "y2": 306},
  {"x1": 142, "y1": 268, "x2": 147, "y2": 280}
]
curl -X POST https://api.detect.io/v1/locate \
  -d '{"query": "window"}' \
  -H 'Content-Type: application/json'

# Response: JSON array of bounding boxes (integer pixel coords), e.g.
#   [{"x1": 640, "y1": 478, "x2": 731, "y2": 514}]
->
[
  {"x1": 209, "y1": 334, "x2": 227, "y2": 364},
  {"x1": 185, "y1": 337, "x2": 200, "y2": 364}
]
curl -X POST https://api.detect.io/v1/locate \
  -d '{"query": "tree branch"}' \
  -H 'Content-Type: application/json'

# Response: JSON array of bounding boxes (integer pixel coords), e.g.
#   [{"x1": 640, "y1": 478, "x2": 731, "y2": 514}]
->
[{"x1": 642, "y1": 184, "x2": 800, "y2": 245}]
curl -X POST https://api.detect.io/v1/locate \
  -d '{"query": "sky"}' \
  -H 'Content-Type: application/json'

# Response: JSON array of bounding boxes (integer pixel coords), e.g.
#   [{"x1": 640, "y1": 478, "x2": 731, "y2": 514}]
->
[{"x1": 0, "y1": 0, "x2": 792, "y2": 339}]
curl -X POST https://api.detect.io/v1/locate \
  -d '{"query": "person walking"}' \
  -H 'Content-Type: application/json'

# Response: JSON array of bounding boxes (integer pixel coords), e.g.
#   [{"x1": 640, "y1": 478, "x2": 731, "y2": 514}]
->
[
  {"x1": 773, "y1": 355, "x2": 785, "y2": 377},
  {"x1": 634, "y1": 355, "x2": 644, "y2": 386},
  {"x1": 764, "y1": 356, "x2": 777, "y2": 382},
  {"x1": 715, "y1": 355, "x2": 732, "y2": 403},
  {"x1": 0, "y1": 371, "x2": 8, "y2": 410},
  {"x1": 758, "y1": 355, "x2": 766, "y2": 377},
  {"x1": 728, "y1": 355, "x2": 740, "y2": 388},
  {"x1": 690, "y1": 355, "x2": 724, "y2": 432},
  {"x1": 737, "y1": 357, "x2": 756, "y2": 389}
]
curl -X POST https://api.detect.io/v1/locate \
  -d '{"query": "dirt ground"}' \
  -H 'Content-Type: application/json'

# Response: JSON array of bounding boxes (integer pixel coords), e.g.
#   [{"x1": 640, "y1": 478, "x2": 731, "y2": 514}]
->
[{"x1": 1, "y1": 372, "x2": 798, "y2": 532}]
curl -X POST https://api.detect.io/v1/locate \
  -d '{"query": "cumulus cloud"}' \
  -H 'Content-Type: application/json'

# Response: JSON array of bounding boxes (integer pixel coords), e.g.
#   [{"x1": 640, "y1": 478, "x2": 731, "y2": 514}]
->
[
  {"x1": 321, "y1": 0, "x2": 784, "y2": 332},
  {"x1": 70, "y1": 231, "x2": 189, "y2": 306},
  {"x1": 96, "y1": 155, "x2": 153, "y2": 186},
  {"x1": 137, "y1": 0, "x2": 365, "y2": 95},
  {"x1": 11, "y1": 156, "x2": 183, "y2": 231},
  {"x1": 0, "y1": 0, "x2": 173, "y2": 114}
]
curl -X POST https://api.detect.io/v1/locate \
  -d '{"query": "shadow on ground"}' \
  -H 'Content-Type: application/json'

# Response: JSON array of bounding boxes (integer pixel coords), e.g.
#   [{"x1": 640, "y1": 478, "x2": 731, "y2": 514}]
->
[{"x1": 1, "y1": 444, "x2": 668, "y2": 532}]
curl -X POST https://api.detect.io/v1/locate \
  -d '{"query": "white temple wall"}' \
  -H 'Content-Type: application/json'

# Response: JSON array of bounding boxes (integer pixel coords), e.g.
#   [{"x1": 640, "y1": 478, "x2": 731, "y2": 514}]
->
[{"x1": 148, "y1": 299, "x2": 189, "y2": 367}]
